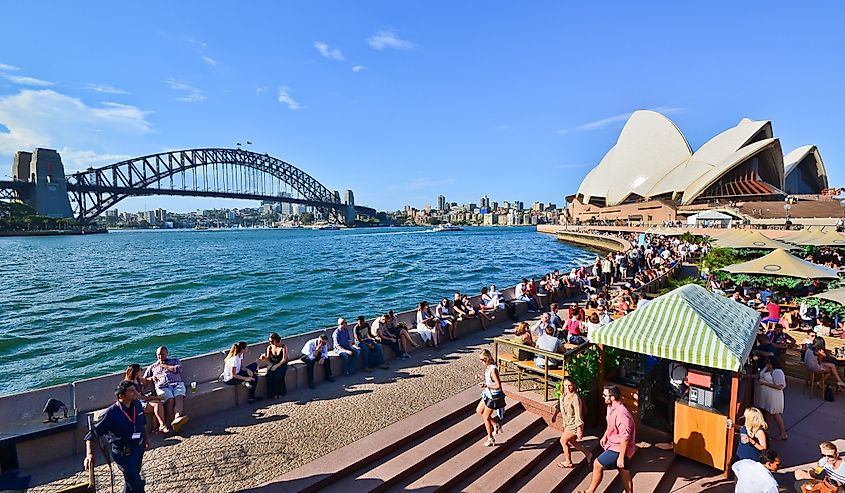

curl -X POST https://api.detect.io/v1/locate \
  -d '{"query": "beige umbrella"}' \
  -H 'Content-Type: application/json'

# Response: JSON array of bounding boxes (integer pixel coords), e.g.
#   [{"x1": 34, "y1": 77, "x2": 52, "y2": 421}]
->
[
  {"x1": 794, "y1": 231, "x2": 845, "y2": 247},
  {"x1": 714, "y1": 230, "x2": 796, "y2": 250},
  {"x1": 776, "y1": 229, "x2": 812, "y2": 243},
  {"x1": 810, "y1": 288, "x2": 845, "y2": 305},
  {"x1": 721, "y1": 248, "x2": 840, "y2": 279}
]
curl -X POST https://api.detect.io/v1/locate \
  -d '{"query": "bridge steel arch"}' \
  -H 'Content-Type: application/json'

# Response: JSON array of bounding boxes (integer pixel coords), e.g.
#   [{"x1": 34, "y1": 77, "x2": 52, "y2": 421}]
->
[{"x1": 65, "y1": 148, "x2": 343, "y2": 223}]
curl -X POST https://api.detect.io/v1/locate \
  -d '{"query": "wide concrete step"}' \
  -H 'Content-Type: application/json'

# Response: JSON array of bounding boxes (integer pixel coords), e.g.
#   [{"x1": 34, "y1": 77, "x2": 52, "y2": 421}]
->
[
  {"x1": 460, "y1": 425, "x2": 561, "y2": 493},
  {"x1": 508, "y1": 434, "x2": 600, "y2": 493},
  {"x1": 604, "y1": 445, "x2": 675, "y2": 493},
  {"x1": 264, "y1": 386, "x2": 481, "y2": 493},
  {"x1": 321, "y1": 405, "x2": 525, "y2": 493},
  {"x1": 387, "y1": 409, "x2": 543, "y2": 493}
]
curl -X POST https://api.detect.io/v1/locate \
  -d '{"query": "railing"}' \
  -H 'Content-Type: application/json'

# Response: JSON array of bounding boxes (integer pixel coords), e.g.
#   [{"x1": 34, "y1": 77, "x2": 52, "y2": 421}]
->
[{"x1": 492, "y1": 336, "x2": 591, "y2": 401}]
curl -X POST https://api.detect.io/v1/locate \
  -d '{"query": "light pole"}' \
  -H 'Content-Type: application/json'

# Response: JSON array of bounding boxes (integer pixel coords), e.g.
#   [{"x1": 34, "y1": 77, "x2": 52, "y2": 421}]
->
[{"x1": 783, "y1": 203, "x2": 791, "y2": 229}]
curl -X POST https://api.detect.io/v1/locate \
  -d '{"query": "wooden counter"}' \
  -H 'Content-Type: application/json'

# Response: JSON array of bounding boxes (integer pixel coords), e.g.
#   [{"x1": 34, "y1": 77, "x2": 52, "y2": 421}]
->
[{"x1": 673, "y1": 400, "x2": 728, "y2": 470}]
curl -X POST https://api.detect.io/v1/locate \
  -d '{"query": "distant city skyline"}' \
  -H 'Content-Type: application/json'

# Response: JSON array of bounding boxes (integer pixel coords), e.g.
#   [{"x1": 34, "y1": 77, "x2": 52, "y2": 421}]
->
[{"x1": 2, "y1": 2, "x2": 844, "y2": 212}]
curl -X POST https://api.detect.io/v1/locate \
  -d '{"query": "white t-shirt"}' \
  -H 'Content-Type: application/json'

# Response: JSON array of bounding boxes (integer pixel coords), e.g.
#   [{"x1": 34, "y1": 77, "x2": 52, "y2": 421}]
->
[
  {"x1": 514, "y1": 283, "x2": 526, "y2": 298},
  {"x1": 222, "y1": 354, "x2": 242, "y2": 382},
  {"x1": 818, "y1": 457, "x2": 845, "y2": 484},
  {"x1": 731, "y1": 459, "x2": 778, "y2": 493}
]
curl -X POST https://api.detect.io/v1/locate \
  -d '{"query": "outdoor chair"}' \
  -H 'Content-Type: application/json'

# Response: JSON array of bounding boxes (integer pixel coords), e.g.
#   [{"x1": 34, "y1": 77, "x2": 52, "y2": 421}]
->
[{"x1": 804, "y1": 368, "x2": 826, "y2": 398}]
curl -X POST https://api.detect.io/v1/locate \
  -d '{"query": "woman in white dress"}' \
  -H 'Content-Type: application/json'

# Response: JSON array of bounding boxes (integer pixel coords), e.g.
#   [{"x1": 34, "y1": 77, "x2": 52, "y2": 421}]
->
[
  {"x1": 754, "y1": 357, "x2": 787, "y2": 440},
  {"x1": 415, "y1": 301, "x2": 439, "y2": 348}
]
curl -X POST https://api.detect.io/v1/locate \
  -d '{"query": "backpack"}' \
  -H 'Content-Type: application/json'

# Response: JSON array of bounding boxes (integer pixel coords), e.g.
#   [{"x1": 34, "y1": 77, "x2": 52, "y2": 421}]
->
[{"x1": 825, "y1": 385, "x2": 835, "y2": 402}]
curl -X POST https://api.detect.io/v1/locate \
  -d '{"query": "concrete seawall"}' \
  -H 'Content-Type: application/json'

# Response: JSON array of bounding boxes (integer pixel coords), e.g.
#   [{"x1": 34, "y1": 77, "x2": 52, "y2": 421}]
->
[
  {"x1": 1, "y1": 284, "x2": 533, "y2": 471},
  {"x1": 536, "y1": 225, "x2": 632, "y2": 253}
]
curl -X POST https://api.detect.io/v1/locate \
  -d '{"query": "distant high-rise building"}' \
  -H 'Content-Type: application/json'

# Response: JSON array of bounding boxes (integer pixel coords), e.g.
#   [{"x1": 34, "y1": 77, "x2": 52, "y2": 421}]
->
[
  {"x1": 424, "y1": 203, "x2": 432, "y2": 214},
  {"x1": 513, "y1": 201, "x2": 524, "y2": 211},
  {"x1": 502, "y1": 201, "x2": 510, "y2": 210},
  {"x1": 491, "y1": 201, "x2": 498, "y2": 210},
  {"x1": 437, "y1": 195, "x2": 446, "y2": 211},
  {"x1": 480, "y1": 195, "x2": 490, "y2": 209},
  {"x1": 154, "y1": 208, "x2": 167, "y2": 223}
]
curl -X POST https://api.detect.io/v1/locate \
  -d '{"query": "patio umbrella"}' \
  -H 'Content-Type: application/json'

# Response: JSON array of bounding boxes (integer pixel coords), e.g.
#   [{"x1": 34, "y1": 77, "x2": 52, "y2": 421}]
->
[
  {"x1": 810, "y1": 288, "x2": 845, "y2": 305},
  {"x1": 713, "y1": 231, "x2": 795, "y2": 250},
  {"x1": 589, "y1": 284, "x2": 760, "y2": 372},
  {"x1": 721, "y1": 248, "x2": 840, "y2": 279},
  {"x1": 793, "y1": 231, "x2": 845, "y2": 247}
]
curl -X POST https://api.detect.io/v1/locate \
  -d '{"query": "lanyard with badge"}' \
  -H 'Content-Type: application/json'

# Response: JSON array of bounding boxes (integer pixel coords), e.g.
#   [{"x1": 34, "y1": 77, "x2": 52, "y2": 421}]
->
[{"x1": 119, "y1": 403, "x2": 142, "y2": 441}]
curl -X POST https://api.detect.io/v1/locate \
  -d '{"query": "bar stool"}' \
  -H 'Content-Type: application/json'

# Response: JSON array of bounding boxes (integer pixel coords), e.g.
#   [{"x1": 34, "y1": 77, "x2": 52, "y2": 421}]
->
[{"x1": 805, "y1": 368, "x2": 826, "y2": 398}]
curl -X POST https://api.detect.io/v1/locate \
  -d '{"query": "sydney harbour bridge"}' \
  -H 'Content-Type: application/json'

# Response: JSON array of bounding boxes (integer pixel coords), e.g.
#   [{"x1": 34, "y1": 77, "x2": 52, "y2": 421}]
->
[{"x1": 0, "y1": 147, "x2": 376, "y2": 224}]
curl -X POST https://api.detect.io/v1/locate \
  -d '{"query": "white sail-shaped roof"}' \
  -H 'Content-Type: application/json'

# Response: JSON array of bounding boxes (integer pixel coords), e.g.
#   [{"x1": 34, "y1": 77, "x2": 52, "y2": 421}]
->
[
  {"x1": 574, "y1": 112, "x2": 798, "y2": 206},
  {"x1": 575, "y1": 110, "x2": 691, "y2": 206}
]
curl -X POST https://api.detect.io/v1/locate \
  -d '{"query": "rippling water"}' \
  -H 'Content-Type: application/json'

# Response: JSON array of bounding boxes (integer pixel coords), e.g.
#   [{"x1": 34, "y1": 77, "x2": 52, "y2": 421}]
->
[{"x1": 0, "y1": 226, "x2": 594, "y2": 395}]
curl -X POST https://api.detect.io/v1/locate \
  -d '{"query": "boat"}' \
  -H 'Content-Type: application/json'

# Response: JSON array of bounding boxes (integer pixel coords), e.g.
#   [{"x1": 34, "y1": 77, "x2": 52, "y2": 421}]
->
[
  {"x1": 193, "y1": 225, "x2": 209, "y2": 231},
  {"x1": 311, "y1": 222, "x2": 341, "y2": 230},
  {"x1": 432, "y1": 223, "x2": 464, "y2": 232}
]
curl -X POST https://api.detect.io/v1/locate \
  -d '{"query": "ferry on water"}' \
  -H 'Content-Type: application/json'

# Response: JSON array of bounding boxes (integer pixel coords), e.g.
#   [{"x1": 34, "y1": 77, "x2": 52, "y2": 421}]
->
[{"x1": 432, "y1": 223, "x2": 464, "y2": 232}]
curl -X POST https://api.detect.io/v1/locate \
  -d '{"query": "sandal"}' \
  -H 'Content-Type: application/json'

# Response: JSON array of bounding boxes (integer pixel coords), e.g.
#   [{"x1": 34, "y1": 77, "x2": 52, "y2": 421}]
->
[
  {"x1": 482, "y1": 437, "x2": 495, "y2": 447},
  {"x1": 557, "y1": 461, "x2": 574, "y2": 468}
]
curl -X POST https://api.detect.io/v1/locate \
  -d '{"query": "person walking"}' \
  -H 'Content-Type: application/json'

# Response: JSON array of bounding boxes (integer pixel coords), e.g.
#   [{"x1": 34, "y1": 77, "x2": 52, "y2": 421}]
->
[
  {"x1": 551, "y1": 377, "x2": 592, "y2": 468},
  {"x1": 84, "y1": 380, "x2": 149, "y2": 493},
  {"x1": 577, "y1": 385, "x2": 636, "y2": 493},
  {"x1": 475, "y1": 349, "x2": 505, "y2": 447},
  {"x1": 754, "y1": 357, "x2": 787, "y2": 440}
]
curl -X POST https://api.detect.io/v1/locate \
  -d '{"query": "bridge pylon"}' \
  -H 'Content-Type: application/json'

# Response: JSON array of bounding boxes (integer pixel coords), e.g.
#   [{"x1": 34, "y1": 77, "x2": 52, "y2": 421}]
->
[{"x1": 11, "y1": 148, "x2": 73, "y2": 218}]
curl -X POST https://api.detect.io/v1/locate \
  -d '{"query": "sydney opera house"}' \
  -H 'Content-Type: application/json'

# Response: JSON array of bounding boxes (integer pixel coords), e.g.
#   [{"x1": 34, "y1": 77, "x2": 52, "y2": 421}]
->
[{"x1": 566, "y1": 110, "x2": 836, "y2": 224}]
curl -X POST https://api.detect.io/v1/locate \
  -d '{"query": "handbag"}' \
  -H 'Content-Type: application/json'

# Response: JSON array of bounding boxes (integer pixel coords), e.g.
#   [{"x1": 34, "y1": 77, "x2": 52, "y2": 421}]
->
[{"x1": 804, "y1": 477, "x2": 838, "y2": 493}]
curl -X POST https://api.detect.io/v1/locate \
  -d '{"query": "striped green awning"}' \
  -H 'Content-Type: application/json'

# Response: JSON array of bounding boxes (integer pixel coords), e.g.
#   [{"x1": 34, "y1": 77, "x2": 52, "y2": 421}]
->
[{"x1": 590, "y1": 284, "x2": 760, "y2": 372}]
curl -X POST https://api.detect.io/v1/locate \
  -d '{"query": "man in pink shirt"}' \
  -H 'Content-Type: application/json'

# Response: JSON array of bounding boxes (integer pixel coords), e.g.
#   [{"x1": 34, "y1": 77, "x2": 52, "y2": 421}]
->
[{"x1": 578, "y1": 385, "x2": 636, "y2": 493}]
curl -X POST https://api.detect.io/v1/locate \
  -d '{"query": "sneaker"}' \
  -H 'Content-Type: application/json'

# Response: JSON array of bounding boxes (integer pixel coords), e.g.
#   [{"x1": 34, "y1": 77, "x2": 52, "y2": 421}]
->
[
  {"x1": 243, "y1": 382, "x2": 254, "y2": 389},
  {"x1": 171, "y1": 415, "x2": 189, "y2": 433},
  {"x1": 483, "y1": 437, "x2": 495, "y2": 447}
]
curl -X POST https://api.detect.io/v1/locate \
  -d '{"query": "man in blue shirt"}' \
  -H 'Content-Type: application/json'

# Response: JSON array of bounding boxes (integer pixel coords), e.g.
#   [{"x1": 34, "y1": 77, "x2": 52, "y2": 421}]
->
[
  {"x1": 333, "y1": 318, "x2": 361, "y2": 376},
  {"x1": 84, "y1": 380, "x2": 149, "y2": 492}
]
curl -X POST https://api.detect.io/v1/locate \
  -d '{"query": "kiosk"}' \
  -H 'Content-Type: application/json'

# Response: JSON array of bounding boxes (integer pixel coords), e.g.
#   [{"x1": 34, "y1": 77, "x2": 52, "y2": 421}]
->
[{"x1": 590, "y1": 284, "x2": 760, "y2": 474}]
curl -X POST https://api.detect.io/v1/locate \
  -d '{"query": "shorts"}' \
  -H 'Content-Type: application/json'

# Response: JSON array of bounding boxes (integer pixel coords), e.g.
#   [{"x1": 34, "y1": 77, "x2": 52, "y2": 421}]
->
[
  {"x1": 482, "y1": 390, "x2": 506, "y2": 410},
  {"x1": 597, "y1": 449, "x2": 630, "y2": 470},
  {"x1": 156, "y1": 382, "x2": 187, "y2": 401}
]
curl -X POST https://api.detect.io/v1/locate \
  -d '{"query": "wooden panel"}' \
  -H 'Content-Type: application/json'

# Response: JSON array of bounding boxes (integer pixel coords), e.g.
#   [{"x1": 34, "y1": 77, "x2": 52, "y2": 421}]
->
[
  {"x1": 673, "y1": 401, "x2": 727, "y2": 470},
  {"x1": 617, "y1": 383, "x2": 639, "y2": 417}
]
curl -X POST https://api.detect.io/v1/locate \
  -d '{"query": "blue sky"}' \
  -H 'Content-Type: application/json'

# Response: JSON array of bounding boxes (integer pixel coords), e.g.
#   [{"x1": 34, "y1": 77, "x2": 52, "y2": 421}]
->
[{"x1": 1, "y1": 2, "x2": 844, "y2": 212}]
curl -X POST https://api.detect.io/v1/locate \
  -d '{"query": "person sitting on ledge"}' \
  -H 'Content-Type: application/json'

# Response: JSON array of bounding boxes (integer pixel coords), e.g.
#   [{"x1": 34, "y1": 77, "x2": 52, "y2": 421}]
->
[
  {"x1": 259, "y1": 332, "x2": 288, "y2": 399},
  {"x1": 143, "y1": 346, "x2": 189, "y2": 433},
  {"x1": 300, "y1": 334, "x2": 333, "y2": 389},
  {"x1": 222, "y1": 342, "x2": 261, "y2": 403},
  {"x1": 333, "y1": 318, "x2": 361, "y2": 376},
  {"x1": 354, "y1": 315, "x2": 389, "y2": 371},
  {"x1": 514, "y1": 278, "x2": 539, "y2": 312},
  {"x1": 386, "y1": 310, "x2": 420, "y2": 352},
  {"x1": 416, "y1": 301, "x2": 441, "y2": 349},
  {"x1": 435, "y1": 298, "x2": 457, "y2": 341},
  {"x1": 454, "y1": 293, "x2": 487, "y2": 329},
  {"x1": 126, "y1": 364, "x2": 165, "y2": 434},
  {"x1": 372, "y1": 313, "x2": 410, "y2": 359}
]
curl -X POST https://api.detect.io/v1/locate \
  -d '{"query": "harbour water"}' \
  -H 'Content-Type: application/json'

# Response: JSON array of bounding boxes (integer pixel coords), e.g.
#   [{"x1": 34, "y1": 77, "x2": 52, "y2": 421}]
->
[{"x1": 0, "y1": 226, "x2": 594, "y2": 396}]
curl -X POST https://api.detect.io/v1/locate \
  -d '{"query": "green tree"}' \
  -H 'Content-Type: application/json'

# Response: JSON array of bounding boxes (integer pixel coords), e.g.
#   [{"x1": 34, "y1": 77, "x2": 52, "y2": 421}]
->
[{"x1": 298, "y1": 211, "x2": 315, "y2": 225}]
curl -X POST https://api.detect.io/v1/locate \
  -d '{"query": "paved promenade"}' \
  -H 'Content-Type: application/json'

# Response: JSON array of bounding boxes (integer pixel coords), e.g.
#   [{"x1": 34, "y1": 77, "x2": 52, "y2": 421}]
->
[{"x1": 28, "y1": 319, "x2": 523, "y2": 492}]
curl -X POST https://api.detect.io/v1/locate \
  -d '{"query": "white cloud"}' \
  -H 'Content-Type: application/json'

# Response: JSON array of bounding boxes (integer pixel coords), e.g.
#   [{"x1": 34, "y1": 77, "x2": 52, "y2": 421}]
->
[
  {"x1": 57, "y1": 148, "x2": 132, "y2": 168},
  {"x1": 314, "y1": 41, "x2": 344, "y2": 61},
  {"x1": 256, "y1": 87, "x2": 267, "y2": 95},
  {"x1": 84, "y1": 83, "x2": 128, "y2": 95},
  {"x1": 352, "y1": 65, "x2": 366, "y2": 72},
  {"x1": 0, "y1": 89, "x2": 152, "y2": 172},
  {"x1": 201, "y1": 56, "x2": 217, "y2": 67},
  {"x1": 277, "y1": 86, "x2": 301, "y2": 110},
  {"x1": 0, "y1": 63, "x2": 20, "y2": 72},
  {"x1": 164, "y1": 78, "x2": 205, "y2": 102},
  {"x1": 367, "y1": 29, "x2": 415, "y2": 51},
  {"x1": 2, "y1": 74, "x2": 53, "y2": 87},
  {"x1": 557, "y1": 106, "x2": 685, "y2": 134}
]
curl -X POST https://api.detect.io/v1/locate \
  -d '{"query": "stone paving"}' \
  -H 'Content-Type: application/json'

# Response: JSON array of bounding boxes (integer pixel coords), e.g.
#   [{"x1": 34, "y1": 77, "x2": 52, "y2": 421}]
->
[{"x1": 27, "y1": 318, "x2": 526, "y2": 493}]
